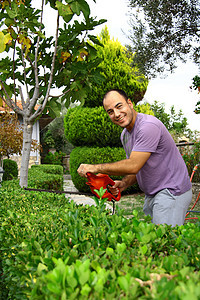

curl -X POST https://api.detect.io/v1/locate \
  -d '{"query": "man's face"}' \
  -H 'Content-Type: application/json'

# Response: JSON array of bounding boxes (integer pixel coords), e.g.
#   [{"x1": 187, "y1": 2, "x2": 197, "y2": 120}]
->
[{"x1": 103, "y1": 91, "x2": 135, "y2": 132}]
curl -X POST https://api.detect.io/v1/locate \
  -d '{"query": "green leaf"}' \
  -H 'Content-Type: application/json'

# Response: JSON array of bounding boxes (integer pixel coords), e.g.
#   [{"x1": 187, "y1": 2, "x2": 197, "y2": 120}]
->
[
  {"x1": 139, "y1": 244, "x2": 148, "y2": 255},
  {"x1": 76, "y1": 0, "x2": 90, "y2": 19},
  {"x1": 70, "y1": 1, "x2": 81, "y2": 16},
  {"x1": 47, "y1": 282, "x2": 62, "y2": 295},
  {"x1": 106, "y1": 247, "x2": 114, "y2": 256},
  {"x1": 116, "y1": 243, "x2": 126, "y2": 255},
  {"x1": 56, "y1": 1, "x2": 74, "y2": 23},
  {"x1": 117, "y1": 276, "x2": 129, "y2": 292},
  {"x1": 37, "y1": 263, "x2": 48, "y2": 275}
]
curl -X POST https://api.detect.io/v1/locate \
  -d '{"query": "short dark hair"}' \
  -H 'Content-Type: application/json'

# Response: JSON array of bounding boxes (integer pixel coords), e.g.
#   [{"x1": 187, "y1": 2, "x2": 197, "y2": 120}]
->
[{"x1": 103, "y1": 89, "x2": 129, "y2": 106}]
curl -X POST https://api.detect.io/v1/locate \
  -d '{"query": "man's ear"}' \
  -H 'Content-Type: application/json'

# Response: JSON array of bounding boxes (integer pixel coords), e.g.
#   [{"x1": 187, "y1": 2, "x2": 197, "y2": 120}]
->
[{"x1": 127, "y1": 98, "x2": 134, "y2": 108}]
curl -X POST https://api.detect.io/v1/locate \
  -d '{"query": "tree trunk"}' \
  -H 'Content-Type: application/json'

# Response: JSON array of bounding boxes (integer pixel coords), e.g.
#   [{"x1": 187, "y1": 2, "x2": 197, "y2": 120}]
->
[{"x1": 19, "y1": 119, "x2": 33, "y2": 187}]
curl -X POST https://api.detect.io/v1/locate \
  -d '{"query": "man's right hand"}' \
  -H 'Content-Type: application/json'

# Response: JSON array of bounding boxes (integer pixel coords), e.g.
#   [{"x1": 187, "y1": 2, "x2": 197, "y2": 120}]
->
[{"x1": 108, "y1": 180, "x2": 126, "y2": 196}]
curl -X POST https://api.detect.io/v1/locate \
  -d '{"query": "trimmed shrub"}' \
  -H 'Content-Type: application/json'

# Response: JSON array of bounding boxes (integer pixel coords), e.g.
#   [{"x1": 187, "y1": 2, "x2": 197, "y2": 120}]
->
[
  {"x1": 28, "y1": 164, "x2": 63, "y2": 190},
  {"x1": 2, "y1": 159, "x2": 18, "y2": 181},
  {"x1": 64, "y1": 103, "x2": 154, "y2": 148},
  {"x1": 70, "y1": 146, "x2": 140, "y2": 194},
  {"x1": 31, "y1": 164, "x2": 63, "y2": 175},
  {"x1": 64, "y1": 106, "x2": 122, "y2": 147}
]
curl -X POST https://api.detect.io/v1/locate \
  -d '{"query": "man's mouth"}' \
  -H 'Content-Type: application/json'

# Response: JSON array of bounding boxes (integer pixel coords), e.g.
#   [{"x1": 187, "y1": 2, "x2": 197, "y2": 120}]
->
[{"x1": 117, "y1": 116, "x2": 125, "y2": 123}]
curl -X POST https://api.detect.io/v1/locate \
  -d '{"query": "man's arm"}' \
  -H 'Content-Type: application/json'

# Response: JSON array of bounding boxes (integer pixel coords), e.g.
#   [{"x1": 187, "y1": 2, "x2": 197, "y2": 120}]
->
[{"x1": 77, "y1": 151, "x2": 151, "y2": 177}]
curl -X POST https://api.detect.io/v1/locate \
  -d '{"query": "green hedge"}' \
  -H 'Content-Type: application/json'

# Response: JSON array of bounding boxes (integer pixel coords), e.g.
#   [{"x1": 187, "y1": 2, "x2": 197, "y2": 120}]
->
[
  {"x1": 28, "y1": 164, "x2": 63, "y2": 190},
  {"x1": 2, "y1": 159, "x2": 18, "y2": 181},
  {"x1": 0, "y1": 181, "x2": 199, "y2": 299},
  {"x1": 64, "y1": 104, "x2": 154, "y2": 148},
  {"x1": 64, "y1": 106, "x2": 123, "y2": 147},
  {"x1": 30, "y1": 164, "x2": 63, "y2": 175},
  {"x1": 70, "y1": 146, "x2": 140, "y2": 194}
]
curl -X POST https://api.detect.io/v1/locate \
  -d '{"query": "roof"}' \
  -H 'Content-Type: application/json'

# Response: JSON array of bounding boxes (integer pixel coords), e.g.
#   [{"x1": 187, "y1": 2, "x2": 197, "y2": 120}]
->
[{"x1": 0, "y1": 99, "x2": 39, "y2": 112}]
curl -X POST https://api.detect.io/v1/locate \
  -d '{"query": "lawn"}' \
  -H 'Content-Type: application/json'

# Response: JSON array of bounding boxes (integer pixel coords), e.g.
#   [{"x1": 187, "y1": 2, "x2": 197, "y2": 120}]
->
[{"x1": 117, "y1": 190, "x2": 200, "y2": 224}]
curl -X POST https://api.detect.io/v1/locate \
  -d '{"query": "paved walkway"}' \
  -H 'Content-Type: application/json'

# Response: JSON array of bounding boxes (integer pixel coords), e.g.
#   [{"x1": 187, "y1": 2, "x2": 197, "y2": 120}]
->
[{"x1": 63, "y1": 175, "x2": 113, "y2": 211}]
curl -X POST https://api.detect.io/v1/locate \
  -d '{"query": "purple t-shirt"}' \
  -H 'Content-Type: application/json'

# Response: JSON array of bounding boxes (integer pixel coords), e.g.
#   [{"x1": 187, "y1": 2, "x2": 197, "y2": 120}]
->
[{"x1": 121, "y1": 113, "x2": 191, "y2": 196}]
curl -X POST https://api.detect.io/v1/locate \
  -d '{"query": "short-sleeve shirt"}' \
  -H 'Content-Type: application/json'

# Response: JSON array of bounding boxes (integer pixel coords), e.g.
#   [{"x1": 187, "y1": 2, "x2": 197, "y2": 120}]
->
[{"x1": 121, "y1": 113, "x2": 191, "y2": 196}]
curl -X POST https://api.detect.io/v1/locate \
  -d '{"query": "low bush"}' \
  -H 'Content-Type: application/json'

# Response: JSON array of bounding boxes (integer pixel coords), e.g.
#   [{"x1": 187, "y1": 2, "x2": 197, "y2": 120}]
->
[
  {"x1": 28, "y1": 164, "x2": 63, "y2": 190},
  {"x1": 0, "y1": 182, "x2": 199, "y2": 299},
  {"x1": 70, "y1": 146, "x2": 140, "y2": 194},
  {"x1": 43, "y1": 151, "x2": 65, "y2": 166},
  {"x1": 30, "y1": 164, "x2": 63, "y2": 175},
  {"x1": 2, "y1": 159, "x2": 18, "y2": 181}
]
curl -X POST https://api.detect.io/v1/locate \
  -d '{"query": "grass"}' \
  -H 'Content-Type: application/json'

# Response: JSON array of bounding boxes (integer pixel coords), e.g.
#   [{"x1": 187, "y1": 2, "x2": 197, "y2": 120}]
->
[{"x1": 116, "y1": 190, "x2": 200, "y2": 224}]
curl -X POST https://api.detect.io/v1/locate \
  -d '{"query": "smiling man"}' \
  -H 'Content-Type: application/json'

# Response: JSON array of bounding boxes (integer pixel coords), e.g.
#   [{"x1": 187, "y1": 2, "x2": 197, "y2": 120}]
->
[{"x1": 77, "y1": 89, "x2": 192, "y2": 226}]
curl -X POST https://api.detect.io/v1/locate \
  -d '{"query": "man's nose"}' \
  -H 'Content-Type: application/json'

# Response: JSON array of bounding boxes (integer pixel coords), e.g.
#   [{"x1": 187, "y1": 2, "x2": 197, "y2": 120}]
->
[{"x1": 113, "y1": 109, "x2": 120, "y2": 118}]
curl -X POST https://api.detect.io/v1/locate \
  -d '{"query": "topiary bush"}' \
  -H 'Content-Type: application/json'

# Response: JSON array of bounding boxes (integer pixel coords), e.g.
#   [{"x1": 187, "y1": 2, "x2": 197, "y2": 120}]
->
[
  {"x1": 2, "y1": 159, "x2": 18, "y2": 181},
  {"x1": 64, "y1": 107, "x2": 123, "y2": 147},
  {"x1": 64, "y1": 103, "x2": 154, "y2": 148},
  {"x1": 70, "y1": 146, "x2": 140, "y2": 194}
]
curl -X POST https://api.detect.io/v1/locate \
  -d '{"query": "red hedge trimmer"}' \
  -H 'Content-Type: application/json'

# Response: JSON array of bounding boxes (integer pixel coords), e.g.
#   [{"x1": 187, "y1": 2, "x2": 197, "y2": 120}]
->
[
  {"x1": 25, "y1": 173, "x2": 121, "y2": 214},
  {"x1": 86, "y1": 172, "x2": 121, "y2": 214}
]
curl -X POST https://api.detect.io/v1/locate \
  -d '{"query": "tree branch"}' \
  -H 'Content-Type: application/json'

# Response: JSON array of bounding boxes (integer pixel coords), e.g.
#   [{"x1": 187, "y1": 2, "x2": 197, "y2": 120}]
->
[{"x1": 30, "y1": 9, "x2": 60, "y2": 122}]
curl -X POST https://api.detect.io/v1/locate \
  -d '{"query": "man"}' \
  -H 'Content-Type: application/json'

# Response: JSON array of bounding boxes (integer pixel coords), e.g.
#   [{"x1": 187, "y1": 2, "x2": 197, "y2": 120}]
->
[{"x1": 77, "y1": 89, "x2": 192, "y2": 226}]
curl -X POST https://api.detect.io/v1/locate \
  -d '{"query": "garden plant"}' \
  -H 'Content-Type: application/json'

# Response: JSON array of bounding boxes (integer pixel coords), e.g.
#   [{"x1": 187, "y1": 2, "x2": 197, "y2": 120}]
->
[{"x1": 0, "y1": 173, "x2": 199, "y2": 299}]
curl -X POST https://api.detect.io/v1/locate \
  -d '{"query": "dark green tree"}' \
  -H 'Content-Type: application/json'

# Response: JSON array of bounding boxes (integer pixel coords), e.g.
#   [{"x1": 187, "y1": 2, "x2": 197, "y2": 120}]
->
[
  {"x1": 84, "y1": 26, "x2": 148, "y2": 107},
  {"x1": 127, "y1": 0, "x2": 200, "y2": 77}
]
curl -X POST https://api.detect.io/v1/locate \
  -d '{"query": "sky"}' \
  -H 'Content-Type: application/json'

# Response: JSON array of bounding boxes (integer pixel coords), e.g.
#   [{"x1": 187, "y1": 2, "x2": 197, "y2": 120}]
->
[{"x1": 86, "y1": 0, "x2": 200, "y2": 132}]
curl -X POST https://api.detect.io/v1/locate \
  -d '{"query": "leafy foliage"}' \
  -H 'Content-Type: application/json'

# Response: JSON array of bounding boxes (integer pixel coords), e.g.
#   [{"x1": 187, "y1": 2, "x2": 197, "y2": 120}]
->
[
  {"x1": 42, "y1": 116, "x2": 74, "y2": 154},
  {"x1": 150, "y1": 101, "x2": 188, "y2": 135},
  {"x1": 43, "y1": 151, "x2": 65, "y2": 166},
  {"x1": 181, "y1": 141, "x2": 200, "y2": 183},
  {"x1": 0, "y1": 112, "x2": 23, "y2": 159},
  {"x1": 64, "y1": 103, "x2": 154, "y2": 148},
  {"x1": 0, "y1": 0, "x2": 106, "y2": 110},
  {"x1": 64, "y1": 106, "x2": 123, "y2": 147},
  {"x1": 28, "y1": 164, "x2": 63, "y2": 190},
  {"x1": 0, "y1": 179, "x2": 200, "y2": 299},
  {"x1": 127, "y1": 0, "x2": 200, "y2": 77},
  {"x1": 0, "y1": 0, "x2": 106, "y2": 187},
  {"x1": 2, "y1": 159, "x2": 18, "y2": 181},
  {"x1": 0, "y1": 111, "x2": 40, "y2": 160},
  {"x1": 192, "y1": 75, "x2": 200, "y2": 114},
  {"x1": 84, "y1": 26, "x2": 148, "y2": 107}
]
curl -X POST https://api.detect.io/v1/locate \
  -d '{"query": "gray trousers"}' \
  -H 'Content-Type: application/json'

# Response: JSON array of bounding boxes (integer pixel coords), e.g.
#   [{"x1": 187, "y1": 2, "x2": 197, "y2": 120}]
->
[{"x1": 143, "y1": 188, "x2": 192, "y2": 227}]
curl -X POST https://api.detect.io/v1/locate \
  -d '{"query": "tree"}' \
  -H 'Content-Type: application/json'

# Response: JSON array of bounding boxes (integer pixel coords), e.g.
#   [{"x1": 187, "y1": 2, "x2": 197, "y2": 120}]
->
[
  {"x1": 0, "y1": 112, "x2": 23, "y2": 161},
  {"x1": 84, "y1": 26, "x2": 148, "y2": 107},
  {"x1": 127, "y1": 0, "x2": 200, "y2": 77},
  {"x1": 0, "y1": 0, "x2": 105, "y2": 187},
  {"x1": 150, "y1": 101, "x2": 190, "y2": 137},
  {"x1": 191, "y1": 75, "x2": 200, "y2": 114},
  {"x1": 0, "y1": 111, "x2": 39, "y2": 161}
]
